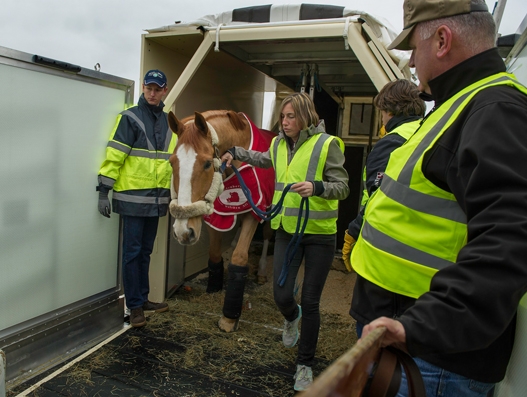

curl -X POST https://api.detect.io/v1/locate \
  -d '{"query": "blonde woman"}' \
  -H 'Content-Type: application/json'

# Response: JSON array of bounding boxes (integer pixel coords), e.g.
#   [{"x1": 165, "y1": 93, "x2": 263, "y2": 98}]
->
[{"x1": 222, "y1": 92, "x2": 349, "y2": 391}]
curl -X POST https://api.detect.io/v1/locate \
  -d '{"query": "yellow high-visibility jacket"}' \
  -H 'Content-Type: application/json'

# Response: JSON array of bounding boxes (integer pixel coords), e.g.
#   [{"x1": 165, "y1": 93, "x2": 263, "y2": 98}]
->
[{"x1": 98, "y1": 95, "x2": 177, "y2": 217}]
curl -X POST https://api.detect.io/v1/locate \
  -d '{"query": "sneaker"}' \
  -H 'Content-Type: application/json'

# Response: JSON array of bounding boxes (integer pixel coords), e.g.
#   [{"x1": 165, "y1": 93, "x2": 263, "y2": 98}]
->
[
  {"x1": 143, "y1": 300, "x2": 169, "y2": 313},
  {"x1": 130, "y1": 308, "x2": 146, "y2": 328},
  {"x1": 293, "y1": 364, "x2": 313, "y2": 391},
  {"x1": 282, "y1": 305, "x2": 302, "y2": 348}
]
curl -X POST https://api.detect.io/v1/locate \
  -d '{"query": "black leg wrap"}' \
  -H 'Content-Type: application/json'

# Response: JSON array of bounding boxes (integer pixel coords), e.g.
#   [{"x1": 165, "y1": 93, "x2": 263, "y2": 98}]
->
[
  {"x1": 223, "y1": 264, "x2": 248, "y2": 319},
  {"x1": 206, "y1": 259, "x2": 224, "y2": 293}
]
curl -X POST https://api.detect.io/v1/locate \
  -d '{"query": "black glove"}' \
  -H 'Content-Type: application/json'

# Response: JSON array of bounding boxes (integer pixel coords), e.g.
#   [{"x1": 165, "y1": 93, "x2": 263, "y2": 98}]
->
[{"x1": 98, "y1": 190, "x2": 111, "y2": 218}]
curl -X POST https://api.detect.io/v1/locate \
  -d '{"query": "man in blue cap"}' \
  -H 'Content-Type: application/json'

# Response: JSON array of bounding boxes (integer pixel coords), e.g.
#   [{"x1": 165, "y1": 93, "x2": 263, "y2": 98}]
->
[{"x1": 97, "y1": 69, "x2": 177, "y2": 327}]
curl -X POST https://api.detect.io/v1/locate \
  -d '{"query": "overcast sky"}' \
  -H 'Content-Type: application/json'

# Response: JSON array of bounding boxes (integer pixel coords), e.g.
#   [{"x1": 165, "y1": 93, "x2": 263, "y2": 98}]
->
[{"x1": 2, "y1": 0, "x2": 526, "y2": 100}]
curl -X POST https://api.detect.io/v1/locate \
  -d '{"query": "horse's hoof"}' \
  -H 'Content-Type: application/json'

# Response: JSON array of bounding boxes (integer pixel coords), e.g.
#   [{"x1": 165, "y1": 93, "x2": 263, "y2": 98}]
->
[
  {"x1": 218, "y1": 316, "x2": 239, "y2": 333},
  {"x1": 206, "y1": 285, "x2": 223, "y2": 294},
  {"x1": 257, "y1": 275, "x2": 267, "y2": 285}
]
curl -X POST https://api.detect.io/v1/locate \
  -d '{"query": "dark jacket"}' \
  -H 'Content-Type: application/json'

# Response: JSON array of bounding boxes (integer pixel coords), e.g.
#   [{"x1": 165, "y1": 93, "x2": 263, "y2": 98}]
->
[
  {"x1": 347, "y1": 115, "x2": 420, "y2": 239},
  {"x1": 350, "y1": 48, "x2": 527, "y2": 383}
]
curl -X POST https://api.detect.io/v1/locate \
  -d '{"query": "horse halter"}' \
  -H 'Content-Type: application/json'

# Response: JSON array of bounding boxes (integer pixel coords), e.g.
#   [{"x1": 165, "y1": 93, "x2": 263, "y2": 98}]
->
[{"x1": 169, "y1": 121, "x2": 224, "y2": 219}]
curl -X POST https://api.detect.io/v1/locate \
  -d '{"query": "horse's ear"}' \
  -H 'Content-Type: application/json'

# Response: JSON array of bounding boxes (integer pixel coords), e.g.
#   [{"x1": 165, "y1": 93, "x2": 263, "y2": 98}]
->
[
  {"x1": 194, "y1": 111, "x2": 209, "y2": 137},
  {"x1": 168, "y1": 111, "x2": 185, "y2": 136},
  {"x1": 227, "y1": 111, "x2": 247, "y2": 131}
]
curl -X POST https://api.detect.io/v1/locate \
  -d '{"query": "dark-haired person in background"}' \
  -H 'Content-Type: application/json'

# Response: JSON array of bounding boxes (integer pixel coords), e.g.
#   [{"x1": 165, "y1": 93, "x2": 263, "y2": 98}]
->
[{"x1": 342, "y1": 79, "x2": 425, "y2": 278}]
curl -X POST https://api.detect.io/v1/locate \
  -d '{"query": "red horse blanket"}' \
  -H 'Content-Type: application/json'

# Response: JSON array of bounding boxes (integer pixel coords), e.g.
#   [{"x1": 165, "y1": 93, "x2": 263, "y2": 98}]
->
[{"x1": 203, "y1": 114, "x2": 276, "y2": 231}]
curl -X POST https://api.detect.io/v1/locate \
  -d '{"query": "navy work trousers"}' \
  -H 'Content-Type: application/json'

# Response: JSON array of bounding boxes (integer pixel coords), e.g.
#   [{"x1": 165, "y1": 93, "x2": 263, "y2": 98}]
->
[{"x1": 121, "y1": 215, "x2": 159, "y2": 310}]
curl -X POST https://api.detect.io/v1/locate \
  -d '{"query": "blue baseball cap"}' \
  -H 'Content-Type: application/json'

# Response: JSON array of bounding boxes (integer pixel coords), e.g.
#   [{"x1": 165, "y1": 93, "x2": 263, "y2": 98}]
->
[{"x1": 143, "y1": 69, "x2": 167, "y2": 88}]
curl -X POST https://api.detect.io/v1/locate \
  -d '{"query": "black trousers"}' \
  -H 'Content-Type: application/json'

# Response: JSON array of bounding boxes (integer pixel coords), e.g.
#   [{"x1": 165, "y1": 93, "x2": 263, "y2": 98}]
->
[{"x1": 273, "y1": 228, "x2": 336, "y2": 366}]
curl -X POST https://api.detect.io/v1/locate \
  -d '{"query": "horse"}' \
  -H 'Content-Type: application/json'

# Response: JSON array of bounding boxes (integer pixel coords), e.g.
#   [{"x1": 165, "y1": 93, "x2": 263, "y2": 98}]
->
[{"x1": 167, "y1": 109, "x2": 275, "y2": 333}]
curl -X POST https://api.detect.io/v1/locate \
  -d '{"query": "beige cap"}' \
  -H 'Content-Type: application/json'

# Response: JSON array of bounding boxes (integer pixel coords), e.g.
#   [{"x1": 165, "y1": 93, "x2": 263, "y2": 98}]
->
[{"x1": 388, "y1": 0, "x2": 489, "y2": 51}]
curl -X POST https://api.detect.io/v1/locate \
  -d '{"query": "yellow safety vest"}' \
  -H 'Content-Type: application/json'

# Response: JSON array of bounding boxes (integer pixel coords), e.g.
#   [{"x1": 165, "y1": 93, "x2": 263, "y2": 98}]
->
[
  {"x1": 270, "y1": 132, "x2": 344, "y2": 234},
  {"x1": 360, "y1": 120, "x2": 422, "y2": 207},
  {"x1": 352, "y1": 73, "x2": 527, "y2": 299}
]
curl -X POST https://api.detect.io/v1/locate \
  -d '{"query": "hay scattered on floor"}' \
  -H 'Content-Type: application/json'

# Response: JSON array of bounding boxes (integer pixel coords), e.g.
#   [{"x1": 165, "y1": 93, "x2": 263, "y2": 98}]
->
[
  {"x1": 143, "y1": 244, "x2": 358, "y2": 377},
  {"x1": 14, "y1": 243, "x2": 358, "y2": 397}
]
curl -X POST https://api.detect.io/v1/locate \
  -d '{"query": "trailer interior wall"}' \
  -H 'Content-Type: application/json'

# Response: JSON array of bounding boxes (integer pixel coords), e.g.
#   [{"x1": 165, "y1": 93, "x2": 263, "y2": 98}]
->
[{"x1": 0, "y1": 46, "x2": 133, "y2": 390}]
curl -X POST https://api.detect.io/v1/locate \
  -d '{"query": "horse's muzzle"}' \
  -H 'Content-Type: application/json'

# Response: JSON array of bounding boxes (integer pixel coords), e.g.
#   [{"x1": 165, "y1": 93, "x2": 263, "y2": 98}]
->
[{"x1": 174, "y1": 228, "x2": 196, "y2": 245}]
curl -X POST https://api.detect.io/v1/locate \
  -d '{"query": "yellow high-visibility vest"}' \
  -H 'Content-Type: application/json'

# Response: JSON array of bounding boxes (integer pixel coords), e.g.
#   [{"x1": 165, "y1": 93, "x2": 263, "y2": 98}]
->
[
  {"x1": 360, "y1": 120, "x2": 422, "y2": 207},
  {"x1": 270, "y1": 132, "x2": 344, "y2": 234},
  {"x1": 352, "y1": 73, "x2": 527, "y2": 299}
]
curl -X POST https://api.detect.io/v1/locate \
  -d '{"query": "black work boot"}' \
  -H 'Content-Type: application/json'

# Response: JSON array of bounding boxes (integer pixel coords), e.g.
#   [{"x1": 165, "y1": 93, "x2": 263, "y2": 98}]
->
[
  {"x1": 130, "y1": 308, "x2": 146, "y2": 328},
  {"x1": 143, "y1": 301, "x2": 169, "y2": 313}
]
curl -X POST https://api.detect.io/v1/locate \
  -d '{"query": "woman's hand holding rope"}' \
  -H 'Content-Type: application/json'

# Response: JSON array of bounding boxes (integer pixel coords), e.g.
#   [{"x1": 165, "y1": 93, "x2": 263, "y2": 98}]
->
[
  {"x1": 220, "y1": 150, "x2": 234, "y2": 167},
  {"x1": 290, "y1": 181, "x2": 313, "y2": 197}
]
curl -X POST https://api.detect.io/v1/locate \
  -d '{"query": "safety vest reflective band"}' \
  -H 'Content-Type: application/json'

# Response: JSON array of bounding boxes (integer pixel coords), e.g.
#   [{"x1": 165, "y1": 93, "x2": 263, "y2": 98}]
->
[
  {"x1": 351, "y1": 73, "x2": 527, "y2": 299},
  {"x1": 120, "y1": 110, "x2": 175, "y2": 154},
  {"x1": 113, "y1": 192, "x2": 171, "y2": 205},
  {"x1": 106, "y1": 140, "x2": 172, "y2": 160},
  {"x1": 270, "y1": 132, "x2": 344, "y2": 234},
  {"x1": 360, "y1": 120, "x2": 422, "y2": 207}
]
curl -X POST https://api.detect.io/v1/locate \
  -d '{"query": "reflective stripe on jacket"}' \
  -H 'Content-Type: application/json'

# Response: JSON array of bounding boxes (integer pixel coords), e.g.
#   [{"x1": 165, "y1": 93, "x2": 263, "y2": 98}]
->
[
  {"x1": 98, "y1": 95, "x2": 178, "y2": 217},
  {"x1": 269, "y1": 131, "x2": 344, "y2": 234},
  {"x1": 352, "y1": 73, "x2": 527, "y2": 299}
]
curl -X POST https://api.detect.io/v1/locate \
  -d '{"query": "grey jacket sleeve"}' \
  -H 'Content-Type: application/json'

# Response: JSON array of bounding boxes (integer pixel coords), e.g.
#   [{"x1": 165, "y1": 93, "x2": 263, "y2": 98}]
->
[
  {"x1": 233, "y1": 146, "x2": 274, "y2": 169},
  {"x1": 318, "y1": 139, "x2": 350, "y2": 201}
]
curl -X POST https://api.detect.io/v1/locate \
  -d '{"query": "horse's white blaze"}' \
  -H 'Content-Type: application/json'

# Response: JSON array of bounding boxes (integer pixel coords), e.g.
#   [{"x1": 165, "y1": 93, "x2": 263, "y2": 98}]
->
[{"x1": 173, "y1": 144, "x2": 197, "y2": 237}]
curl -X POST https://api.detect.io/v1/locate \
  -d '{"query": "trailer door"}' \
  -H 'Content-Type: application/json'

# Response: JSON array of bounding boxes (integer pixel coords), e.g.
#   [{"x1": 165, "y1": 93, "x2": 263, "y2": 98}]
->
[{"x1": 0, "y1": 45, "x2": 133, "y2": 390}]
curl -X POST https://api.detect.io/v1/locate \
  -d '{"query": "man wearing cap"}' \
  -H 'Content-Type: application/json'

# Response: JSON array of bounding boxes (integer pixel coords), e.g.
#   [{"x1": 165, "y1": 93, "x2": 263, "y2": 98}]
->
[
  {"x1": 352, "y1": 0, "x2": 527, "y2": 395},
  {"x1": 97, "y1": 69, "x2": 177, "y2": 327}
]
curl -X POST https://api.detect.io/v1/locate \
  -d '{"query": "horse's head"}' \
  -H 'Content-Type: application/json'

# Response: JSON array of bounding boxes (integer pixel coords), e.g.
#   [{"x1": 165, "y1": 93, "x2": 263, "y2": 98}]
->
[
  {"x1": 168, "y1": 110, "x2": 250, "y2": 244},
  {"x1": 167, "y1": 111, "x2": 222, "y2": 244}
]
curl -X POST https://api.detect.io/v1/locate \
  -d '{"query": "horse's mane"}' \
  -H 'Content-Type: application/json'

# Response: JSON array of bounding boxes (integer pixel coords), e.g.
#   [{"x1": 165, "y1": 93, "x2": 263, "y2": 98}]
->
[{"x1": 178, "y1": 110, "x2": 248, "y2": 148}]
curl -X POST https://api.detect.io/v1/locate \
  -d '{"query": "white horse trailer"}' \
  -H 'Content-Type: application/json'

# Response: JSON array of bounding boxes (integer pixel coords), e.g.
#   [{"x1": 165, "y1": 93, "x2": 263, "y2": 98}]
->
[
  {"x1": 140, "y1": 4, "x2": 412, "y2": 300},
  {"x1": 0, "y1": 45, "x2": 133, "y2": 393},
  {"x1": 495, "y1": 12, "x2": 527, "y2": 397}
]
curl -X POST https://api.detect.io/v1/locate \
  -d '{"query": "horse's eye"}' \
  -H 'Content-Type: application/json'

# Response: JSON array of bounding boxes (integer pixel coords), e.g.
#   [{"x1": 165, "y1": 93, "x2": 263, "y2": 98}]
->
[{"x1": 204, "y1": 161, "x2": 212, "y2": 170}]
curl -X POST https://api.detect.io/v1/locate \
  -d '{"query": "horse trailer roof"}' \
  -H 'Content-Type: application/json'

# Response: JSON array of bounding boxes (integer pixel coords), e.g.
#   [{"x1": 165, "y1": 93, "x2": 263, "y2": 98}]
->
[{"x1": 144, "y1": 4, "x2": 411, "y2": 106}]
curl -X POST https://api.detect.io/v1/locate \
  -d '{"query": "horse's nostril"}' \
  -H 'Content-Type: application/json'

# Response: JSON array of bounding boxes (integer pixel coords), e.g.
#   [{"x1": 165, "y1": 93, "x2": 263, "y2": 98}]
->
[{"x1": 188, "y1": 228, "x2": 195, "y2": 241}]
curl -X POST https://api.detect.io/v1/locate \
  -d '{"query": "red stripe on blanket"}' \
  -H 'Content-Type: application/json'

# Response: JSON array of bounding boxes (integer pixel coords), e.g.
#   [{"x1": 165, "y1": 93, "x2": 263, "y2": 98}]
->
[{"x1": 203, "y1": 114, "x2": 276, "y2": 231}]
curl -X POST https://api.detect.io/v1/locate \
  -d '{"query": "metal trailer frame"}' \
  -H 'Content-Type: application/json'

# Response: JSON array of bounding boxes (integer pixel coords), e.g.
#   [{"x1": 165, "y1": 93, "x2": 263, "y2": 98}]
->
[{"x1": 141, "y1": 10, "x2": 412, "y2": 297}]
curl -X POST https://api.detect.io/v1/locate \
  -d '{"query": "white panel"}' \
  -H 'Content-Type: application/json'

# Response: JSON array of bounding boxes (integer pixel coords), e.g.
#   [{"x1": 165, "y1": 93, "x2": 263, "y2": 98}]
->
[
  {"x1": 495, "y1": 38, "x2": 527, "y2": 397},
  {"x1": 270, "y1": 4, "x2": 301, "y2": 22},
  {"x1": 495, "y1": 294, "x2": 527, "y2": 396},
  {"x1": 0, "y1": 63, "x2": 123, "y2": 331}
]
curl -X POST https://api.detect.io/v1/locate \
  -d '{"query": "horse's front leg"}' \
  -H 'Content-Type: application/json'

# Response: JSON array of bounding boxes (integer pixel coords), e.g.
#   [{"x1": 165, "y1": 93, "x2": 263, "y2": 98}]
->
[
  {"x1": 206, "y1": 226, "x2": 224, "y2": 293},
  {"x1": 218, "y1": 214, "x2": 258, "y2": 333}
]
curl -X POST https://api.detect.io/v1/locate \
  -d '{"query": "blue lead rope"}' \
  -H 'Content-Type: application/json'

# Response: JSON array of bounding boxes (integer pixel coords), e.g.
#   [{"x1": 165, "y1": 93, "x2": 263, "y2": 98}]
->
[{"x1": 221, "y1": 161, "x2": 309, "y2": 286}]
